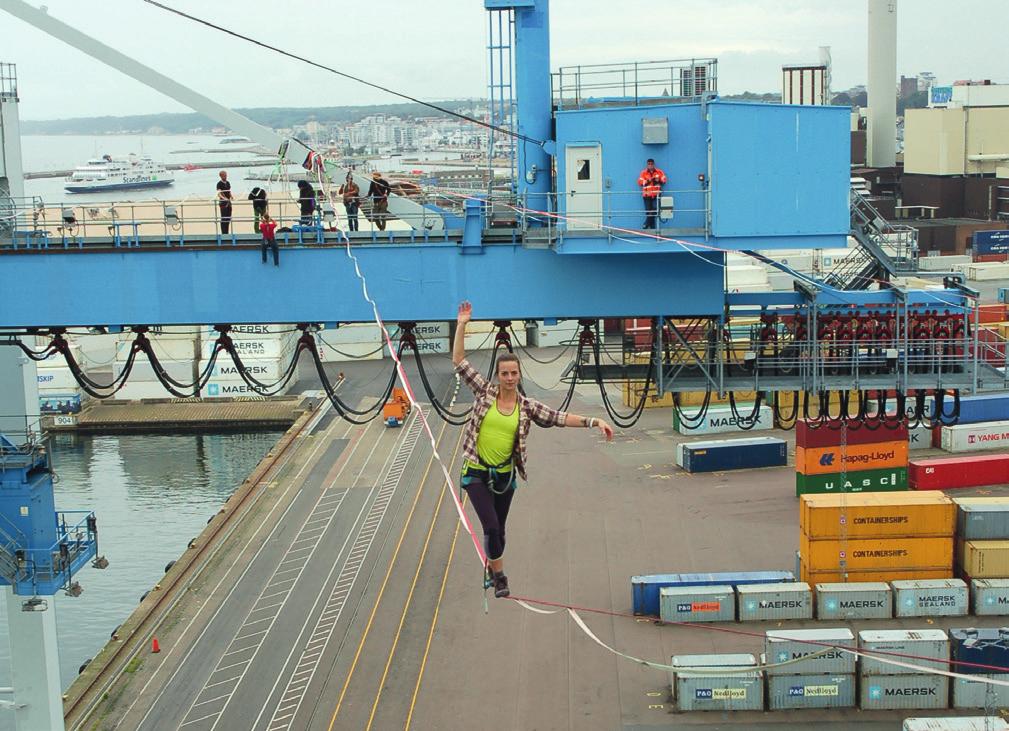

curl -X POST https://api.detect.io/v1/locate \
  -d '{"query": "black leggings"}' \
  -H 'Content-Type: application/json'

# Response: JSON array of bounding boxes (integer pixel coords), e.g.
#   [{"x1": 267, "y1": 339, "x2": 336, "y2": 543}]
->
[{"x1": 462, "y1": 467, "x2": 515, "y2": 561}]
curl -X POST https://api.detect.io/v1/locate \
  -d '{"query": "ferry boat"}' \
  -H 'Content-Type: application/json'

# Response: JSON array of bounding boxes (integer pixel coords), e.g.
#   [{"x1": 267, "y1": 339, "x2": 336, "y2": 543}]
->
[{"x1": 64, "y1": 154, "x2": 174, "y2": 193}]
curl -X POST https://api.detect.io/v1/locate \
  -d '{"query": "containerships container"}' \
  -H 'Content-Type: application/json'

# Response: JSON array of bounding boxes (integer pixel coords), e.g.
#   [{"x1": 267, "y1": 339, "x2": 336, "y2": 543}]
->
[
  {"x1": 799, "y1": 534, "x2": 953, "y2": 572},
  {"x1": 676, "y1": 436, "x2": 787, "y2": 473},
  {"x1": 764, "y1": 628, "x2": 855, "y2": 674},
  {"x1": 859, "y1": 629, "x2": 950, "y2": 675},
  {"x1": 961, "y1": 540, "x2": 1009, "y2": 578},
  {"x1": 796, "y1": 419, "x2": 908, "y2": 448},
  {"x1": 950, "y1": 628, "x2": 1009, "y2": 674},
  {"x1": 795, "y1": 467, "x2": 909, "y2": 496},
  {"x1": 957, "y1": 501, "x2": 1009, "y2": 540},
  {"x1": 892, "y1": 579, "x2": 968, "y2": 617},
  {"x1": 658, "y1": 585, "x2": 735, "y2": 623},
  {"x1": 816, "y1": 582, "x2": 892, "y2": 620},
  {"x1": 860, "y1": 674, "x2": 949, "y2": 710},
  {"x1": 952, "y1": 674, "x2": 1009, "y2": 709},
  {"x1": 941, "y1": 421, "x2": 1009, "y2": 453},
  {"x1": 766, "y1": 673, "x2": 855, "y2": 710},
  {"x1": 632, "y1": 571, "x2": 794, "y2": 616},
  {"x1": 973, "y1": 578, "x2": 1009, "y2": 615},
  {"x1": 910, "y1": 454, "x2": 1009, "y2": 490},
  {"x1": 737, "y1": 583, "x2": 813, "y2": 621},
  {"x1": 904, "y1": 718, "x2": 1009, "y2": 731},
  {"x1": 800, "y1": 565, "x2": 950, "y2": 585},
  {"x1": 672, "y1": 403, "x2": 773, "y2": 435},
  {"x1": 799, "y1": 492, "x2": 955, "y2": 539}
]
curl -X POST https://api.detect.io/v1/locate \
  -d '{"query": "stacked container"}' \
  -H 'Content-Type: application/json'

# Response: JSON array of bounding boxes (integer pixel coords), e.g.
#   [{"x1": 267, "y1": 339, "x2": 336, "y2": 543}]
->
[
  {"x1": 858, "y1": 629, "x2": 950, "y2": 710},
  {"x1": 316, "y1": 323, "x2": 386, "y2": 362},
  {"x1": 954, "y1": 497, "x2": 1009, "y2": 580},
  {"x1": 201, "y1": 325, "x2": 299, "y2": 399},
  {"x1": 676, "y1": 436, "x2": 787, "y2": 473},
  {"x1": 891, "y1": 579, "x2": 969, "y2": 618},
  {"x1": 949, "y1": 628, "x2": 1009, "y2": 708},
  {"x1": 632, "y1": 571, "x2": 794, "y2": 616},
  {"x1": 815, "y1": 582, "x2": 893, "y2": 619},
  {"x1": 658, "y1": 585, "x2": 735, "y2": 623},
  {"x1": 671, "y1": 653, "x2": 763, "y2": 712},
  {"x1": 794, "y1": 418, "x2": 909, "y2": 496},
  {"x1": 798, "y1": 493, "x2": 956, "y2": 584},
  {"x1": 114, "y1": 326, "x2": 200, "y2": 400},
  {"x1": 737, "y1": 583, "x2": 813, "y2": 621},
  {"x1": 672, "y1": 402, "x2": 773, "y2": 435},
  {"x1": 763, "y1": 629, "x2": 856, "y2": 710}
]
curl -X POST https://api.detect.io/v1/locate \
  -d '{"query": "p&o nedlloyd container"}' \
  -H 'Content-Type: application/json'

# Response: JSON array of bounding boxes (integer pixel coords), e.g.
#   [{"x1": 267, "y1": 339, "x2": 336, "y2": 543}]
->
[
  {"x1": 766, "y1": 672, "x2": 855, "y2": 710},
  {"x1": 737, "y1": 582, "x2": 813, "y2": 621},
  {"x1": 659, "y1": 585, "x2": 735, "y2": 623},
  {"x1": 903, "y1": 718, "x2": 1009, "y2": 731},
  {"x1": 631, "y1": 571, "x2": 794, "y2": 616},
  {"x1": 859, "y1": 629, "x2": 950, "y2": 675},
  {"x1": 952, "y1": 674, "x2": 1009, "y2": 709},
  {"x1": 671, "y1": 653, "x2": 763, "y2": 712},
  {"x1": 860, "y1": 674, "x2": 949, "y2": 710},
  {"x1": 816, "y1": 582, "x2": 892, "y2": 620},
  {"x1": 892, "y1": 579, "x2": 968, "y2": 618},
  {"x1": 972, "y1": 578, "x2": 1009, "y2": 615},
  {"x1": 764, "y1": 628, "x2": 855, "y2": 675}
]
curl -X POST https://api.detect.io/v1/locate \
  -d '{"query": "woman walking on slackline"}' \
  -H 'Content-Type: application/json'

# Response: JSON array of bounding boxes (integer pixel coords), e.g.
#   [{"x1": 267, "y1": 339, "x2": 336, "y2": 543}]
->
[{"x1": 452, "y1": 301, "x2": 614, "y2": 598}]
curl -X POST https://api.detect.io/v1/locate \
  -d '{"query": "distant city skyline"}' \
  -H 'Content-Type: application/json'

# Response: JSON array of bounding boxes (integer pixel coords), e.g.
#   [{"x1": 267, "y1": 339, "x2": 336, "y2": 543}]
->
[{"x1": 3, "y1": 0, "x2": 1006, "y2": 121}]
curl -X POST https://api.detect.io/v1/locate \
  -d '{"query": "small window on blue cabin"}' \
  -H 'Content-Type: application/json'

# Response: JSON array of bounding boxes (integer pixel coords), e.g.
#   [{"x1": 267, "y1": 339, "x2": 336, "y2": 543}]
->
[{"x1": 577, "y1": 159, "x2": 591, "y2": 180}]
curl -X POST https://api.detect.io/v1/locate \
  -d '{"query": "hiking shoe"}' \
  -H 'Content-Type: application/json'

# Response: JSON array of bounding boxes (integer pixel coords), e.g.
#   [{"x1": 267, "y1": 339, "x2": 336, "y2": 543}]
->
[{"x1": 493, "y1": 572, "x2": 510, "y2": 598}]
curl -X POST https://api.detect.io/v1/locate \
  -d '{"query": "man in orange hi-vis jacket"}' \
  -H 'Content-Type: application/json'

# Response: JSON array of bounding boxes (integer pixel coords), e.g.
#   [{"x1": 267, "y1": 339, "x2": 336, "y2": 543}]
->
[{"x1": 637, "y1": 158, "x2": 667, "y2": 230}]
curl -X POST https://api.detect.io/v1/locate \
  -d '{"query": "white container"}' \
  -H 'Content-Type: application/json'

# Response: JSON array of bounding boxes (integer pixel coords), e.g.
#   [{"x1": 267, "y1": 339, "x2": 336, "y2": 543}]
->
[
  {"x1": 968, "y1": 263, "x2": 1009, "y2": 281},
  {"x1": 764, "y1": 628, "x2": 856, "y2": 675},
  {"x1": 672, "y1": 654, "x2": 762, "y2": 712},
  {"x1": 531, "y1": 324, "x2": 580, "y2": 348},
  {"x1": 318, "y1": 324, "x2": 383, "y2": 345},
  {"x1": 726, "y1": 265, "x2": 768, "y2": 287},
  {"x1": 204, "y1": 379, "x2": 288, "y2": 398},
  {"x1": 397, "y1": 338, "x2": 450, "y2": 355},
  {"x1": 859, "y1": 629, "x2": 949, "y2": 675},
  {"x1": 113, "y1": 360, "x2": 195, "y2": 384},
  {"x1": 904, "y1": 718, "x2": 1009, "y2": 731},
  {"x1": 75, "y1": 333, "x2": 118, "y2": 365},
  {"x1": 111, "y1": 381, "x2": 178, "y2": 400},
  {"x1": 892, "y1": 579, "x2": 968, "y2": 618},
  {"x1": 36, "y1": 368, "x2": 77, "y2": 391},
  {"x1": 972, "y1": 579, "x2": 1009, "y2": 615},
  {"x1": 952, "y1": 674, "x2": 1009, "y2": 709},
  {"x1": 941, "y1": 420, "x2": 1009, "y2": 453},
  {"x1": 118, "y1": 338, "x2": 197, "y2": 362},
  {"x1": 673, "y1": 403, "x2": 773, "y2": 435},
  {"x1": 205, "y1": 356, "x2": 295, "y2": 382},
  {"x1": 860, "y1": 674, "x2": 949, "y2": 710},
  {"x1": 917, "y1": 255, "x2": 972, "y2": 271},
  {"x1": 737, "y1": 583, "x2": 813, "y2": 621},
  {"x1": 767, "y1": 271, "x2": 796, "y2": 291},
  {"x1": 816, "y1": 582, "x2": 892, "y2": 620},
  {"x1": 909, "y1": 423, "x2": 933, "y2": 450},
  {"x1": 201, "y1": 336, "x2": 296, "y2": 360},
  {"x1": 316, "y1": 340, "x2": 385, "y2": 362}
]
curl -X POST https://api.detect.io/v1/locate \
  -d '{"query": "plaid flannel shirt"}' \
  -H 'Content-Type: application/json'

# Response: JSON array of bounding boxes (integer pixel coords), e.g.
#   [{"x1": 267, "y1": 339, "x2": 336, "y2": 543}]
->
[{"x1": 455, "y1": 358, "x2": 568, "y2": 481}]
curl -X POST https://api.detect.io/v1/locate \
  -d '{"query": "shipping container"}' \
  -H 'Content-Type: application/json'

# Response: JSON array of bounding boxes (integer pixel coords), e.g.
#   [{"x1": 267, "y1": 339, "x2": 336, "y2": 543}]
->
[
  {"x1": 859, "y1": 629, "x2": 950, "y2": 675},
  {"x1": 113, "y1": 359, "x2": 196, "y2": 384},
  {"x1": 816, "y1": 582, "x2": 892, "y2": 620},
  {"x1": 676, "y1": 436, "x2": 787, "y2": 473},
  {"x1": 957, "y1": 501, "x2": 1009, "y2": 540},
  {"x1": 910, "y1": 454, "x2": 1009, "y2": 490},
  {"x1": 796, "y1": 441, "x2": 909, "y2": 476},
  {"x1": 799, "y1": 492, "x2": 955, "y2": 539},
  {"x1": 737, "y1": 583, "x2": 813, "y2": 621},
  {"x1": 892, "y1": 579, "x2": 969, "y2": 618},
  {"x1": 795, "y1": 467, "x2": 909, "y2": 496},
  {"x1": 672, "y1": 403, "x2": 773, "y2": 435},
  {"x1": 941, "y1": 421, "x2": 1009, "y2": 453},
  {"x1": 918, "y1": 255, "x2": 973, "y2": 271},
  {"x1": 206, "y1": 357, "x2": 294, "y2": 382},
  {"x1": 938, "y1": 393, "x2": 1009, "y2": 425},
  {"x1": 658, "y1": 585, "x2": 735, "y2": 623},
  {"x1": 796, "y1": 419, "x2": 909, "y2": 449},
  {"x1": 766, "y1": 673, "x2": 855, "y2": 710},
  {"x1": 764, "y1": 629, "x2": 855, "y2": 675},
  {"x1": 961, "y1": 540, "x2": 1009, "y2": 579},
  {"x1": 950, "y1": 628, "x2": 1009, "y2": 674},
  {"x1": 909, "y1": 424, "x2": 934, "y2": 451},
  {"x1": 632, "y1": 571, "x2": 794, "y2": 616},
  {"x1": 674, "y1": 664, "x2": 763, "y2": 712},
  {"x1": 204, "y1": 379, "x2": 291, "y2": 399},
  {"x1": 201, "y1": 336, "x2": 297, "y2": 360},
  {"x1": 800, "y1": 534, "x2": 952, "y2": 572},
  {"x1": 904, "y1": 718, "x2": 1009, "y2": 731},
  {"x1": 860, "y1": 674, "x2": 949, "y2": 710},
  {"x1": 952, "y1": 674, "x2": 1009, "y2": 709},
  {"x1": 801, "y1": 564, "x2": 951, "y2": 585},
  {"x1": 973, "y1": 579, "x2": 1009, "y2": 615}
]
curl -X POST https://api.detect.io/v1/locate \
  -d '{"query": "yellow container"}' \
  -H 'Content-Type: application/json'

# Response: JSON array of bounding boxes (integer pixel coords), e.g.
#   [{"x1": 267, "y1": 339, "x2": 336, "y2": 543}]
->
[
  {"x1": 800, "y1": 563, "x2": 952, "y2": 585},
  {"x1": 795, "y1": 441, "x2": 908, "y2": 476},
  {"x1": 800, "y1": 492, "x2": 955, "y2": 539},
  {"x1": 800, "y1": 534, "x2": 953, "y2": 572},
  {"x1": 961, "y1": 540, "x2": 1009, "y2": 578}
]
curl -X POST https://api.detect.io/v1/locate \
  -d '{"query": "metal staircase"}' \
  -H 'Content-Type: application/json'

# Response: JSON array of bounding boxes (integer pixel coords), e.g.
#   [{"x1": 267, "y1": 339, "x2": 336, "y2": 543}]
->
[{"x1": 487, "y1": 7, "x2": 517, "y2": 194}]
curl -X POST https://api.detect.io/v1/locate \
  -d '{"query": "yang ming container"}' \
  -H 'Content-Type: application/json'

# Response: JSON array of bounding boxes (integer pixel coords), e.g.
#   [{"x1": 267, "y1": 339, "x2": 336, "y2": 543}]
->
[
  {"x1": 632, "y1": 571, "x2": 795, "y2": 616},
  {"x1": 659, "y1": 585, "x2": 735, "y2": 623},
  {"x1": 973, "y1": 579, "x2": 1009, "y2": 615},
  {"x1": 672, "y1": 653, "x2": 763, "y2": 712},
  {"x1": 892, "y1": 579, "x2": 968, "y2": 618},
  {"x1": 737, "y1": 582, "x2": 813, "y2": 621},
  {"x1": 860, "y1": 674, "x2": 949, "y2": 710},
  {"x1": 675, "y1": 436, "x2": 787, "y2": 473},
  {"x1": 950, "y1": 628, "x2": 1009, "y2": 674},
  {"x1": 766, "y1": 673, "x2": 855, "y2": 710},
  {"x1": 859, "y1": 629, "x2": 949, "y2": 675},
  {"x1": 764, "y1": 628, "x2": 855, "y2": 674},
  {"x1": 952, "y1": 674, "x2": 1009, "y2": 709},
  {"x1": 816, "y1": 582, "x2": 892, "y2": 620},
  {"x1": 957, "y1": 500, "x2": 1009, "y2": 540},
  {"x1": 903, "y1": 718, "x2": 1009, "y2": 731},
  {"x1": 941, "y1": 421, "x2": 1009, "y2": 453}
]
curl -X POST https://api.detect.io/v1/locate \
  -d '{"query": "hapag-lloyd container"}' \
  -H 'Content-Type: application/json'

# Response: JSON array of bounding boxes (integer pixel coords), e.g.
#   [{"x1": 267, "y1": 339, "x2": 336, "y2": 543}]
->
[
  {"x1": 950, "y1": 628, "x2": 1009, "y2": 674},
  {"x1": 796, "y1": 419, "x2": 908, "y2": 449},
  {"x1": 960, "y1": 541, "x2": 1009, "y2": 579},
  {"x1": 676, "y1": 436, "x2": 787, "y2": 473},
  {"x1": 935, "y1": 393, "x2": 1009, "y2": 425},
  {"x1": 941, "y1": 421, "x2": 1009, "y2": 453},
  {"x1": 815, "y1": 582, "x2": 892, "y2": 620},
  {"x1": 892, "y1": 579, "x2": 969, "y2": 618},
  {"x1": 956, "y1": 500, "x2": 1009, "y2": 540},
  {"x1": 764, "y1": 628, "x2": 855, "y2": 675},
  {"x1": 795, "y1": 441, "x2": 909, "y2": 476},
  {"x1": 658, "y1": 585, "x2": 735, "y2": 623},
  {"x1": 972, "y1": 579, "x2": 1009, "y2": 615},
  {"x1": 904, "y1": 718, "x2": 1009, "y2": 731},
  {"x1": 799, "y1": 534, "x2": 953, "y2": 572},
  {"x1": 952, "y1": 674, "x2": 1009, "y2": 709},
  {"x1": 632, "y1": 571, "x2": 794, "y2": 616},
  {"x1": 672, "y1": 403, "x2": 773, "y2": 435},
  {"x1": 859, "y1": 629, "x2": 950, "y2": 675},
  {"x1": 799, "y1": 492, "x2": 955, "y2": 539},
  {"x1": 737, "y1": 582, "x2": 813, "y2": 621},
  {"x1": 794, "y1": 467, "x2": 909, "y2": 496},
  {"x1": 766, "y1": 672, "x2": 855, "y2": 710},
  {"x1": 910, "y1": 454, "x2": 1009, "y2": 490},
  {"x1": 860, "y1": 674, "x2": 949, "y2": 710}
]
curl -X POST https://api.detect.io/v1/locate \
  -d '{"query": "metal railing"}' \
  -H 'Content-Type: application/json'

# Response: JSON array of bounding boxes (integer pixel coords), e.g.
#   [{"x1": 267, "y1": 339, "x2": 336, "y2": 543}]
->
[
  {"x1": 552, "y1": 59, "x2": 717, "y2": 110},
  {"x1": 0, "y1": 62, "x2": 16, "y2": 98},
  {"x1": 18, "y1": 510, "x2": 96, "y2": 588}
]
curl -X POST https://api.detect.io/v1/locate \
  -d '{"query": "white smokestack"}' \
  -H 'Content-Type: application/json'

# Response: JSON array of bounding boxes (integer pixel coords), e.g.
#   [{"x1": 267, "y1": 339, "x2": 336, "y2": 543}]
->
[{"x1": 867, "y1": 0, "x2": 897, "y2": 167}]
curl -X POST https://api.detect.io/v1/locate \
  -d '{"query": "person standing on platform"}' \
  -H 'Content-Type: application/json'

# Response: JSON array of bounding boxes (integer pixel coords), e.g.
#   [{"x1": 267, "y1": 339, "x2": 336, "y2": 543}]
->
[
  {"x1": 248, "y1": 186, "x2": 268, "y2": 233},
  {"x1": 259, "y1": 212, "x2": 279, "y2": 266},
  {"x1": 637, "y1": 158, "x2": 667, "y2": 230},
  {"x1": 338, "y1": 173, "x2": 360, "y2": 232},
  {"x1": 297, "y1": 180, "x2": 316, "y2": 227},
  {"x1": 216, "y1": 170, "x2": 233, "y2": 234},
  {"x1": 367, "y1": 171, "x2": 391, "y2": 231}
]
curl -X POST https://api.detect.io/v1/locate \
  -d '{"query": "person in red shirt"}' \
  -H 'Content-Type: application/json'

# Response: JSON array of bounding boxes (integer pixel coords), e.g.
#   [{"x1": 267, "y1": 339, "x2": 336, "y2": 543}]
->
[
  {"x1": 637, "y1": 158, "x2": 667, "y2": 230},
  {"x1": 259, "y1": 213, "x2": 279, "y2": 267}
]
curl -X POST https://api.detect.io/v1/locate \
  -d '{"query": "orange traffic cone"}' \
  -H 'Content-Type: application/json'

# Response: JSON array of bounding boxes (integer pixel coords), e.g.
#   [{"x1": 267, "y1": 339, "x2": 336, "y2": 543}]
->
[{"x1": 151, "y1": 637, "x2": 161, "y2": 654}]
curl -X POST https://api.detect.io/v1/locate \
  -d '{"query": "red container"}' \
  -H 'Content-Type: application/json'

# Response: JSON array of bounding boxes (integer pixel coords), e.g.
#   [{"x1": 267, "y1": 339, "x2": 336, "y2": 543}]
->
[
  {"x1": 909, "y1": 454, "x2": 1009, "y2": 490},
  {"x1": 975, "y1": 253, "x2": 1009, "y2": 263},
  {"x1": 796, "y1": 419, "x2": 909, "y2": 449},
  {"x1": 979, "y1": 304, "x2": 1008, "y2": 324}
]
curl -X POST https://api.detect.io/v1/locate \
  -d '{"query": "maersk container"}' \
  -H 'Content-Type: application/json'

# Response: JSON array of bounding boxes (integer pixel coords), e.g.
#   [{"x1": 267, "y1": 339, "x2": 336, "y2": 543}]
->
[
  {"x1": 904, "y1": 718, "x2": 1009, "y2": 731},
  {"x1": 937, "y1": 393, "x2": 1009, "y2": 425},
  {"x1": 632, "y1": 571, "x2": 795, "y2": 616},
  {"x1": 909, "y1": 424, "x2": 933, "y2": 451},
  {"x1": 973, "y1": 578, "x2": 1009, "y2": 616},
  {"x1": 676, "y1": 436, "x2": 787, "y2": 473},
  {"x1": 766, "y1": 672, "x2": 855, "y2": 710},
  {"x1": 737, "y1": 582, "x2": 813, "y2": 621},
  {"x1": 764, "y1": 628, "x2": 855, "y2": 675},
  {"x1": 950, "y1": 628, "x2": 1009, "y2": 674},
  {"x1": 958, "y1": 502, "x2": 1009, "y2": 540},
  {"x1": 658, "y1": 585, "x2": 735, "y2": 623},
  {"x1": 859, "y1": 629, "x2": 950, "y2": 675},
  {"x1": 674, "y1": 664, "x2": 764, "y2": 712},
  {"x1": 892, "y1": 579, "x2": 968, "y2": 618},
  {"x1": 673, "y1": 403, "x2": 773, "y2": 435},
  {"x1": 816, "y1": 582, "x2": 892, "y2": 620},
  {"x1": 941, "y1": 420, "x2": 1009, "y2": 453},
  {"x1": 860, "y1": 674, "x2": 949, "y2": 710},
  {"x1": 952, "y1": 674, "x2": 1009, "y2": 709}
]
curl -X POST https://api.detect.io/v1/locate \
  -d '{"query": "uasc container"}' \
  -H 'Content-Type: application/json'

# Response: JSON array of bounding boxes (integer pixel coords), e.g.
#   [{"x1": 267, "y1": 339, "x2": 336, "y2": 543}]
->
[
  {"x1": 816, "y1": 582, "x2": 892, "y2": 620},
  {"x1": 973, "y1": 578, "x2": 1009, "y2": 616},
  {"x1": 795, "y1": 467, "x2": 909, "y2": 496},
  {"x1": 737, "y1": 582, "x2": 813, "y2": 621},
  {"x1": 892, "y1": 579, "x2": 968, "y2": 618},
  {"x1": 632, "y1": 571, "x2": 794, "y2": 616},
  {"x1": 659, "y1": 585, "x2": 735, "y2": 623},
  {"x1": 764, "y1": 628, "x2": 855, "y2": 675},
  {"x1": 957, "y1": 500, "x2": 1009, "y2": 540},
  {"x1": 766, "y1": 673, "x2": 855, "y2": 710},
  {"x1": 799, "y1": 492, "x2": 955, "y2": 539},
  {"x1": 676, "y1": 436, "x2": 787, "y2": 473},
  {"x1": 800, "y1": 535, "x2": 952, "y2": 572},
  {"x1": 860, "y1": 674, "x2": 949, "y2": 710},
  {"x1": 796, "y1": 441, "x2": 909, "y2": 476},
  {"x1": 910, "y1": 455, "x2": 1009, "y2": 490},
  {"x1": 961, "y1": 541, "x2": 1009, "y2": 579},
  {"x1": 952, "y1": 674, "x2": 1009, "y2": 709},
  {"x1": 859, "y1": 629, "x2": 950, "y2": 675}
]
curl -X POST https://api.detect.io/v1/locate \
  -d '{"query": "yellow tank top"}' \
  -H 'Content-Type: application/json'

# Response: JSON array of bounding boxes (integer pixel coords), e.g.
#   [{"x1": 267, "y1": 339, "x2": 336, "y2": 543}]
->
[{"x1": 469, "y1": 399, "x2": 519, "y2": 472}]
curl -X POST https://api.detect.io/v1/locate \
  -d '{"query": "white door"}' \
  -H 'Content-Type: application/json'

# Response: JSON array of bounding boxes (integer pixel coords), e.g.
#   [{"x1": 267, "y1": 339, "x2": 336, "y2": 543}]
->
[{"x1": 564, "y1": 144, "x2": 602, "y2": 228}]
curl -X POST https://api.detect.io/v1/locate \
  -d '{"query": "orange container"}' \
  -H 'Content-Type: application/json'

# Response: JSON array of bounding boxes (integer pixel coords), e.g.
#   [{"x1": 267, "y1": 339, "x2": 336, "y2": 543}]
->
[
  {"x1": 799, "y1": 492, "x2": 955, "y2": 539},
  {"x1": 800, "y1": 534, "x2": 953, "y2": 572},
  {"x1": 795, "y1": 441, "x2": 908, "y2": 476},
  {"x1": 799, "y1": 563, "x2": 953, "y2": 585}
]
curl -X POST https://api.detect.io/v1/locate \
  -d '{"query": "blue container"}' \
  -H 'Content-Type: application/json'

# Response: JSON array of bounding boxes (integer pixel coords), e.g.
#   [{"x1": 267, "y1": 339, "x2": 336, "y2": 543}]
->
[
  {"x1": 974, "y1": 230, "x2": 1009, "y2": 255},
  {"x1": 935, "y1": 393, "x2": 1009, "y2": 425},
  {"x1": 951, "y1": 628, "x2": 1009, "y2": 674},
  {"x1": 632, "y1": 570, "x2": 795, "y2": 616},
  {"x1": 677, "y1": 436, "x2": 787, "y2": 473}
]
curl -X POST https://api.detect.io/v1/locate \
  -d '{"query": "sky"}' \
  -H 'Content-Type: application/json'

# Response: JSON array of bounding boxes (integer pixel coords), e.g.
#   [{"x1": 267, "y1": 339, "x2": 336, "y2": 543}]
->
[{"x1": 1, "y1": 0, "x2": 1007, "y2": 121}]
